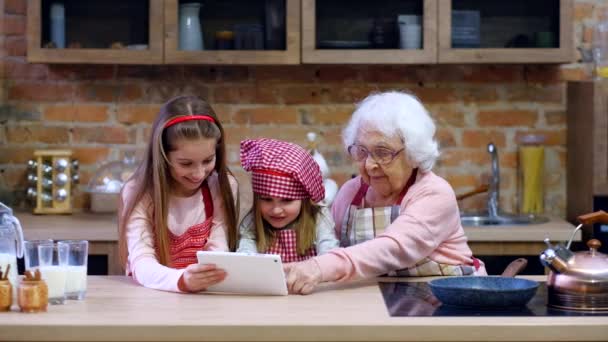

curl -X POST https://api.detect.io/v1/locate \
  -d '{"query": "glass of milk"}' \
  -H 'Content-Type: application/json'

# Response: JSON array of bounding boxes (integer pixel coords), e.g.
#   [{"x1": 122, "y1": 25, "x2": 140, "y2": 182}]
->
[
  {"x1": 37, "y1": 243, "x2": 68, "y2": 305},
  {"x1": 24, "y1": 239, "x2": 54, "y2": 270},
  {"x1": 57, "y1": 240, "x2": 88, "y2": 300}
]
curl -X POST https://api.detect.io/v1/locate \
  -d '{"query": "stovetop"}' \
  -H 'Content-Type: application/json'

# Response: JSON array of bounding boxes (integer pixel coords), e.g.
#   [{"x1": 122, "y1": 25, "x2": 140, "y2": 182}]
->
[{"x1": 379, "y1": 282, "x2": 608, "y2": 317}]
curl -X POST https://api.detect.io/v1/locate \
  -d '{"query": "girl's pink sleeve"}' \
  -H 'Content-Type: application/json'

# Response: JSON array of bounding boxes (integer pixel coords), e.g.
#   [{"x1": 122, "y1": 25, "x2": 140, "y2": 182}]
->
[{"x1": 122, "y1": 185, "x2": 186, "y2": 293}]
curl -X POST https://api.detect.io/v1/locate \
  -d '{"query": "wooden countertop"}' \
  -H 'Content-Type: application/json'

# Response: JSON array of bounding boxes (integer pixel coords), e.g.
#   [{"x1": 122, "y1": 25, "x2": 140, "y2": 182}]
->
[
  {"x1": 15, "y1": 212, "x2": 579, "y2": 243},
  {"x1": 0, "y1": 276, "x2": 605, "y2": 342}
]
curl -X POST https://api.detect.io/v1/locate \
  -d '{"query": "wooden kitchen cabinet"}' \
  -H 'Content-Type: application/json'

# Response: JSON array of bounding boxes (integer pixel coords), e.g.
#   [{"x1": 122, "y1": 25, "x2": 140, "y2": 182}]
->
[
  {"x1": 566, "y1": 81, "x2": 608, "y2": 226},
  {"x1": 301, "y1": 0, "x2": 437, "y2": 64},
  {"x1": 164, "y1": 0, "x2": 301, "y2": 65},
  {"x1": 27, "y1": 0, "x2": 164, "y2": 64},
  {"x1": 437, "y1": 0, "x2": 573, "y2": 63}
]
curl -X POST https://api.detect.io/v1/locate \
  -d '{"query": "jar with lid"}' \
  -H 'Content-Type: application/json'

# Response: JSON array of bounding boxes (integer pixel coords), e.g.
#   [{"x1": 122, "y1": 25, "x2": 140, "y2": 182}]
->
[
  {"x1": 517, "y1": 134, "x2": 545, "y2": 215},
  {"x1": 86, "y1": 153, "x2": 138, "y2": 213}
]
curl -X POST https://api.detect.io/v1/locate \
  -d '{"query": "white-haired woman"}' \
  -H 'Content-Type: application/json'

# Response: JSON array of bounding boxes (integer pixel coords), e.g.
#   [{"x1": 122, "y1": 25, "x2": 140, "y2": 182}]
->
[{"x1": 284, "y1": 91, "x2": 485, "y2": 294}]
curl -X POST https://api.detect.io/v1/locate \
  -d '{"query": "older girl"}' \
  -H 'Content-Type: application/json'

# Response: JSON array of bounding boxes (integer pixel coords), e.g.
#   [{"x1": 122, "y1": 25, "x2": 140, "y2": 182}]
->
[{"x1": 119, "y1": 95, "x2": 238, "y2": 293}]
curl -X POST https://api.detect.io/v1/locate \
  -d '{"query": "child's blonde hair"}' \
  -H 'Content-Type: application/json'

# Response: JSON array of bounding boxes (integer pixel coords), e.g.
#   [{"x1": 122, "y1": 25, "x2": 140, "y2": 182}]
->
[
  {"x1": 253, "y1": 195, "x2": 320, "y2": 255},
  {"x1": 118, "y1": 95, "x2": 239, "y2": 268}
]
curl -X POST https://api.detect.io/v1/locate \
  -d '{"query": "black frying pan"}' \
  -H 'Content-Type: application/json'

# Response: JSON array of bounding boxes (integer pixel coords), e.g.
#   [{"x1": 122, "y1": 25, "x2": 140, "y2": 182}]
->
[{"x1": 428, "y1": 258, "x2": 539, "y2": 307}]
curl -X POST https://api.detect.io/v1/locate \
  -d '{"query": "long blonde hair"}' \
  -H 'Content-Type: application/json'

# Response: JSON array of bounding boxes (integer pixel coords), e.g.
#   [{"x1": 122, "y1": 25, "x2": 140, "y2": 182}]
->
[
  {"x1": 253, "y1": 194, "x2": 319, "y2": 255},
  {"x1": 118, "y1": 96, "x2": 239, "y2": 268}
]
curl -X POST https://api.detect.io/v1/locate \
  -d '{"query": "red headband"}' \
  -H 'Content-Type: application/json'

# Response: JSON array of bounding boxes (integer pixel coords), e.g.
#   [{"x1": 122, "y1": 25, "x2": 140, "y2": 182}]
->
[{"x1": 164, "y1": 115, "x2": 215, "y2": 128}]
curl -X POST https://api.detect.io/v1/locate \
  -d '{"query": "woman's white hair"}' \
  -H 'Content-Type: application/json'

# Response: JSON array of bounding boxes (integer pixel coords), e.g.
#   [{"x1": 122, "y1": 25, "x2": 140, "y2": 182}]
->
[{"x1": 342, "y1": 90, "x2": 439, "y2": 172}]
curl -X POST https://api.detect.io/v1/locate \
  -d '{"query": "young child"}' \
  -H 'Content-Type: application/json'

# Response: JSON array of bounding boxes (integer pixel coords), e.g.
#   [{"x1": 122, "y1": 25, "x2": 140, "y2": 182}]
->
[
  {"x1": 118, "y1": 95, "x2": 239, "y2": 293},
  {"x1": 237, "y1": 138, "x2": 339, "y2": 262}
]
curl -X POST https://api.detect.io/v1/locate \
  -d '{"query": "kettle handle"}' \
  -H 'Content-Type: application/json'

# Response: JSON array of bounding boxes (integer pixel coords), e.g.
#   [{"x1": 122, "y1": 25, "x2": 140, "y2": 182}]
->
[
  {"x1": 6, "y1": 215, "x2": 24, "y2": 258},
  {"x1": 578, "y1": 210, "x2": 608, "y2": 225}
]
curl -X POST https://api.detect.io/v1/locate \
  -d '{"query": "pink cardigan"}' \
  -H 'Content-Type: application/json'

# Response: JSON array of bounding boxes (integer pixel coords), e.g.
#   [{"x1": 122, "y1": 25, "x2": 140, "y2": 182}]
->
[
  {"x1": 121, "y1": 172, "x2": 237, "y2": 292},
  {"x1": 317, "y1": 171, "x2": 482, "y2": 282}
]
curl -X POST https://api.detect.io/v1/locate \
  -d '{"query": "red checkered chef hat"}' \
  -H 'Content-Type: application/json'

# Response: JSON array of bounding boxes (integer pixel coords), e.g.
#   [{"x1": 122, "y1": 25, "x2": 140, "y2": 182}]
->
[{"x1": 240, "y1": 138, "x2": 325, "y2": 203}]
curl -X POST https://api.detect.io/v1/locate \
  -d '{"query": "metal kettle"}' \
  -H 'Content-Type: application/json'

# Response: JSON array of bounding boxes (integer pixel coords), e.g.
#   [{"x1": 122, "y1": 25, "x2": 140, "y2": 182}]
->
[{"x1": 540, "y1": 211, "x2": 608, "y2": 311}]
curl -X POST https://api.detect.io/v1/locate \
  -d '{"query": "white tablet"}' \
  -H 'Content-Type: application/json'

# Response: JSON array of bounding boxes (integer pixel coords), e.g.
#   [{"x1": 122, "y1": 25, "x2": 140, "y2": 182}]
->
[{"x1": 196, "y1": 251, "x2": 288, "y2": 296}]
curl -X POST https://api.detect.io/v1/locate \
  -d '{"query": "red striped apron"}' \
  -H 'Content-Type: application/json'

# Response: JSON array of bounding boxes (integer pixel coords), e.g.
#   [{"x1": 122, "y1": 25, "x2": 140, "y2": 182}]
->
[{"x1": 166, "y1": 181, "x2": 214, "y2": 269}]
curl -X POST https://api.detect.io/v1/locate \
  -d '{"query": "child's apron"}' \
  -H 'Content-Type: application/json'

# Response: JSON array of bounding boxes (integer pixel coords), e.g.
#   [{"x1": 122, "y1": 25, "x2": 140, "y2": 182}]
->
[
  {"x1": 340, "y1": 169, "x2": 479, "y2": 276},
  {"x1": 266, "y1": 229, "x2": 316, "y2": 263},
  {"x1": 167, "y1": 181, "x2": 214, "y2": 269}
]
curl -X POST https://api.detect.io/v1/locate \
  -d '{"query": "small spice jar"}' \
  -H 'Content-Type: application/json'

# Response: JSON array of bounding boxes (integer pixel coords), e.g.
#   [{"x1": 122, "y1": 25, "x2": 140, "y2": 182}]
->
[
  {"x1": 0, "y1": 279, "x2": 12, "y2": 311},
  {"x1": 215, "y1": 30, "x2": 235, "y2": 50},
  {"x1": 18, "y1": 279, "x2": 48, "y2": 313}
]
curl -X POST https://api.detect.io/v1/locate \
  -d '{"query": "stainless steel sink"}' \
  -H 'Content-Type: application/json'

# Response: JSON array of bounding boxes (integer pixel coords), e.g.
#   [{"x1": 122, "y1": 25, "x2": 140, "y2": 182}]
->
[{"x1": 460, "y1": 213, "x2": 549, "y2": 226}]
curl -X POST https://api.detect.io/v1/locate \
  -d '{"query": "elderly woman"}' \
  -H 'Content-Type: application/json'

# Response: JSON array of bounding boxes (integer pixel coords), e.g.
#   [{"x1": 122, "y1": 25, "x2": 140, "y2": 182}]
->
[{"x1": 284, "y1": 91, "x2": 485, "y2": 294}]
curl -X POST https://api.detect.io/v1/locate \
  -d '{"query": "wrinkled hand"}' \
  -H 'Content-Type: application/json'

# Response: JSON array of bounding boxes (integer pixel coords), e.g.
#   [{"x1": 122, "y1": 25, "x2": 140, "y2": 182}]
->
[
  {"x1": 180, "y1": 263, "x2": 226, "y2": 292},
  {"x1": 283, "y1": 259, "x2": 322, "y2": 295}
]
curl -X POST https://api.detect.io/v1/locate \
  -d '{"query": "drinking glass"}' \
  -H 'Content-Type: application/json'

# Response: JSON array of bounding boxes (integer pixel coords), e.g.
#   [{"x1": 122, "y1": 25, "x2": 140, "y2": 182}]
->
[
  {"x1": 57, "y1": 240, "x2": 88, "y2": 300},
  {"x1": 37, "y1": 243, "x2": 68, "y2": 305}
]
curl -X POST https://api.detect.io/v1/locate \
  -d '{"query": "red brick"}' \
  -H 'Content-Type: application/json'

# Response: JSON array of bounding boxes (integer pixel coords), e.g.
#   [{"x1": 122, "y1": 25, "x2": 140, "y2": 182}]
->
[
  {"x1": 118, "y1": 84, "x2": 144, "y2": 102},
  {"x1": 74, "y1": 83, "x2": 119, "y2": 102},
  {"x1": 428, "y1": 106, "x2": 466, "y2": 127},
  {"x1": 5, "y1": 36, "x2": 26, "y2": 56},
  {"x1": 251, "y1": 66, "x2": 317, "y2": 83},
  {"x1": 445, "y1": 174, "x2": 479, "y2": 190},
  {"x1": 1, "y1": 168, "x2": 28, "y2": 189},
  {"x1": 217, "y1": 66, "x2": 250, "y2": 82},
  {"x1": 249, "y1": 126, "x2": 313, "y2": 146},
  {"x1": 6, "y1": 125, "x2": 70, "y2": 144},
  {"x1": 460, "y1": 87, "x2": 499, "y2": 103},
  {"x1": 116, "y1": 105, "x2": 160, "y2": 124},
  {"x1": 574, "y1": 3, "x2": 594, "y2": 21},
  {"x1": 436, "y1": 128, "x2": 457, "y2": 148},
  {"x1": 462, "y1": 130, "x2": 506, "y2": 148},
  {"x1": 5, "y1": 0, "x2": 27, "y2": 14},
  {"x1": 327, "y1": 85, "x2": 378, "y2": 103},
  {"x1": 281, "y1": 86, "x2": 325, "y2": 105},
  {"x1": 463, "y1": 65, "x2": 524, "y2": 83},
  {"x1": 501, "y1": 151, "x2": 518, "y2": 169},
  {"x1": 505, "y1": 84, "x2": 564, "y2": 103},
  {"x1": 47, "y1": 65, "x2": 116, "y2": 81},
  {"x1": 116, "y1": 65, "x2": 184, "y2": 82},
  {"x1": 8, "y1": 82, "x2": 74, "y2": 101},
  {"x1": 545, "y1": 110, "x2": 566, "y2": 126},
  {"x1": 317, "y1": 66, "x2": 360, "y2": 82},
  {"x1": 2, "y1": 15, "x2": 25, "y2": 35},
  {"x1": 412, "y1": 87, "x2": 458, "y2": 103},
  {"x1": 436, "y1": 149, "x2": 490, "y2": 168},
  {"x1": 477, "y1": 110, "x2": 538, "y2": 127},
  {"x1": 524, "y1": 65, "x2": 561, "y2": 84},
  {"x1": 44, "y1": 104, "x2": 110, "y2": 122},
  {"x1": 234, "y1": 106, "x2": 298, "y2": 125},
  {"x1": 213, "y1": 85, "x2": 278, "y2": 104},
  {"x1": 302, "y1": 106, "x2": 354, "y2": 125},
  {"x1": 72, "y1": 127, "x2": 130, "y2": 144},
  {"x1": 3, "y1": 59, "x2": 48, "y2": 80},
  {"x1": 363, "y1": 66, "x2": 430, "y2": 83},
  {"x1": 515, "y1": 129, "x2": 566, "y2": 146},
  {"x1": 71, "y1": 147, "x2": 111, "y2": 165},
  {"x1": 582, "y1": 25, "x2": 594, "y2": 43}
]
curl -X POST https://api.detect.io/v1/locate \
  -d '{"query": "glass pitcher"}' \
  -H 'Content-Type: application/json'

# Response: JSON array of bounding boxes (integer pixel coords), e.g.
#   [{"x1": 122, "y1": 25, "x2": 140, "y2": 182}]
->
[{"x1": 0, "y1": 201, "x2": 25, "y2": 292}]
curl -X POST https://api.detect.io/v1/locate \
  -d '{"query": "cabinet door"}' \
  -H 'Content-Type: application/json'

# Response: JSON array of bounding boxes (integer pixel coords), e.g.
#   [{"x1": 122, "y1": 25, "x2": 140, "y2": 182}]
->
[
  {"x1": 438, "y1": 0, "x2": 573, "y2": 63},
  {"x1": 302, "y1": 0, "x2": 437, "y2": 64},
  {"x1": 27, "y1": 0, "x2": 164, "y2": 64},
  {"x1": 164, "y1": 0, "x2": 300, "y2": 65}
]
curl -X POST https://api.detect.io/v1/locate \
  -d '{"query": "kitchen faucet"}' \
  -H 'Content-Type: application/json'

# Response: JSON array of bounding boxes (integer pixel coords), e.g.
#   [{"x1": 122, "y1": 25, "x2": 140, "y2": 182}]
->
[{"x1": 487, "y1": 142, "x2": 499, "y2": 217}]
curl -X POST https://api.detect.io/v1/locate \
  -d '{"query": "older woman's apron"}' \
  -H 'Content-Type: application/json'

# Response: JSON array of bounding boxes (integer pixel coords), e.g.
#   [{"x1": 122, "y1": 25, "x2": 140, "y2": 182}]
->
[
  {"x1": 340, "y1": 169, "x2": 479, "y2": 276},
  {"x1": 166, "y1": 181, "x2": 214, "y2": 269},
  {"x1": 266, "y1": 229, "x2": 317, "y2": 263}
]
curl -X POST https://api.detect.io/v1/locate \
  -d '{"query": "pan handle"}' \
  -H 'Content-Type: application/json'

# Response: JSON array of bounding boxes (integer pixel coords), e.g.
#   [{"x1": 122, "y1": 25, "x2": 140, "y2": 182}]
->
[
  {"x1": 577, "y1": 210, "x2": 608, "y2": 226},
  {"x1": 501, "y1": 258, "x2": 528, "y2": 277}
]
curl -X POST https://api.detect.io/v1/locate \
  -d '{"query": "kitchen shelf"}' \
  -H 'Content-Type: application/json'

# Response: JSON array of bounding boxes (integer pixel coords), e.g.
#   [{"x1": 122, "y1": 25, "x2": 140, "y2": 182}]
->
[
  {"x1": 438, "y1": 0, "x2": 573, "y2": 64},
  {"x1": 164, "y1": 0, "x2": 301, "y2": 65},
  {"x1": 27, "y1": 0, "x2": 164, "y2": 64},
  {"x1": 301, "y1": 0, "x2": 437, "y2": 64}
]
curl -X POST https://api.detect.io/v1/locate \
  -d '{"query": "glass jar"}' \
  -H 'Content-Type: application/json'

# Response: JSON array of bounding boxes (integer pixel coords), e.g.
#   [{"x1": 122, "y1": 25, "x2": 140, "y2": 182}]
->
[
  {"x1": 517, "y1": 134, "x2": 545, "y2": 215},
  {"x1": 86, "y1": 153, "x2": 138, "y2": 213}
]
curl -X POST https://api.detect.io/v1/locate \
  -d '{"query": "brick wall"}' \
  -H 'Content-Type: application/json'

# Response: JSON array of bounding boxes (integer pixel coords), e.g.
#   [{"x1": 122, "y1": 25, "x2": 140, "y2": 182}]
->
[{"x1": 0, "y1": 0, "x2": 605, "y2": 217}]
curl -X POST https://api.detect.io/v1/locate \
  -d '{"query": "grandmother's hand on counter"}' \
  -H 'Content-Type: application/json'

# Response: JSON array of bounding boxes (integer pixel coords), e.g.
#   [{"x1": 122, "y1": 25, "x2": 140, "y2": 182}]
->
[
  {"x1": 284, "y1": 259, "x2": 322, "y2": 295},
  {"x1": 179, "y1": 263, "x2": 227, "y2": 293}
]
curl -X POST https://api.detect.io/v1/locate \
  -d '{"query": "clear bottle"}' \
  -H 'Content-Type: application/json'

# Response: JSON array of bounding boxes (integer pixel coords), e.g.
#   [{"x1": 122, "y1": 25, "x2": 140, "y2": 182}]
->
[{"x1": 517, "y1": 134, "x2": 545, "y2": 215}]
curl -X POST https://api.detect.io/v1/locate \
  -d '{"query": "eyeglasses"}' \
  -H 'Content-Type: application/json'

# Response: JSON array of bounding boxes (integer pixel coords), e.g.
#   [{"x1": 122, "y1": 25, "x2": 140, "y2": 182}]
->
[{"x1": 347, "y1": 145, "x2": 404, "y2": 165}]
